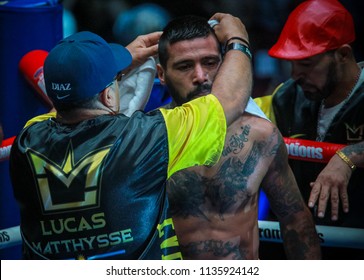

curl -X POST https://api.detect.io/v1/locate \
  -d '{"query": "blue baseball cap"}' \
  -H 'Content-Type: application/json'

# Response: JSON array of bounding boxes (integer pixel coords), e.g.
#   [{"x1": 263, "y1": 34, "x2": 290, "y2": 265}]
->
[{"x1": 44, "y1": 31, "x2": 132, "y2": 105}]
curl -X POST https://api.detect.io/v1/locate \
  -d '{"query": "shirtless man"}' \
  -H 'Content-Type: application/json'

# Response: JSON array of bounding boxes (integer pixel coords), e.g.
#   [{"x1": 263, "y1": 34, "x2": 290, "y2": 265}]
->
[{"x1": 157, "y1": 15, "x2": 321, "y2": 260}]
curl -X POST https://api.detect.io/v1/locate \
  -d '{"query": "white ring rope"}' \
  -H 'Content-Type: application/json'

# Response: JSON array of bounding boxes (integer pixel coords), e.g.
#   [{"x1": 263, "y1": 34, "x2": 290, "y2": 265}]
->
[
  {"x1": 1, "y1": 222, "x2": 363, "y2": 251},
  {"x1": 0, "y1": 226, "x2": 21, "y2": 250},
  {"x1": 258, "y1": 220, "x2": 364, "y2": 249}
]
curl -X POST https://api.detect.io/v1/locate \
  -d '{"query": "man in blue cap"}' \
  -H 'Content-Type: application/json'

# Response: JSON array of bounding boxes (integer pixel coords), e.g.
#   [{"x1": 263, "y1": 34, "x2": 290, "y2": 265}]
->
[{"x1": 9, "y1": 13, "x2": 253, "y2": 259}]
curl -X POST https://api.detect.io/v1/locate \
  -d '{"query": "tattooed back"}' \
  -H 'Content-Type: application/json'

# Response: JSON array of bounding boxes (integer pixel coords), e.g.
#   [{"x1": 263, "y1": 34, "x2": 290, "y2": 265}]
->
[{"x1": 167, "y1": 113, "x2": 282, "y2": 259}]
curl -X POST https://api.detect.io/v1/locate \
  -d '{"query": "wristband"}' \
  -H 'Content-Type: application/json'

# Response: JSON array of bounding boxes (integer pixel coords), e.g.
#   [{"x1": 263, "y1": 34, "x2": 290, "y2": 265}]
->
[
  {"x1": 225, "y1": 36, "x2": 250, "y2": 48},
  {"x1": 336, "y1": 150, "x2": 356, "y2": 171},
  {"x1": 225, "y1": 42, "x2": 252, "y2": 60}
]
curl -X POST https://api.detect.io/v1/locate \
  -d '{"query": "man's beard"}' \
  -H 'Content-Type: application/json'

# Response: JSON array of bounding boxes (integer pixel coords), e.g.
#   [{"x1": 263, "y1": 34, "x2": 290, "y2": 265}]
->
[
  {"x1": 187, "y1": 83, "x2": 212, "y2": 100},
  {"x1": 298, "y1": 61, "x2": 338, "y2": 102},
  {"x1": 165, "y1": 79, "x2": 212, "y2": 106}
]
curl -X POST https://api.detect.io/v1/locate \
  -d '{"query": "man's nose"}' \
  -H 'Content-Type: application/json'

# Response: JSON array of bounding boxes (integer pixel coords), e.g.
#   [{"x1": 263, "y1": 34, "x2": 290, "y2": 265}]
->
[{"x1": 193, "y1": 65, "x2": 208, "y2": 84}]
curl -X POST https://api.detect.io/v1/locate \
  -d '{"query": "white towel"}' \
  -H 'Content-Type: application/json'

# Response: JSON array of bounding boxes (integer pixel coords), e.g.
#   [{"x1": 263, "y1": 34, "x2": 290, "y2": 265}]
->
[
  {"x1": 245, "y1": 97, "x2": 270, "y2": 121},
  {"x1": 119, "y1": 57, "x2": 156, "y2": 116}
]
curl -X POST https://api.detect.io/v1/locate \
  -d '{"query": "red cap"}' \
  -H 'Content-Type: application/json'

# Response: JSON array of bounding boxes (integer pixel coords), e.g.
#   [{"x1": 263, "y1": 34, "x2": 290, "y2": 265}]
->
[{"x1": 268, "y1": 0, "x2": 355, "y2": 60}]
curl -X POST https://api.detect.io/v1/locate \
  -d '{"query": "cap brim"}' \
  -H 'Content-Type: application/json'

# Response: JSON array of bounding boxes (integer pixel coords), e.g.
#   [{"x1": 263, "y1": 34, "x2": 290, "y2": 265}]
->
[
  {"x1": 109, "y1": 43, "x2": 132, "y2": 72},
  {"x1": 268, "y1": 43, "x2": 323, "y2": 60}
]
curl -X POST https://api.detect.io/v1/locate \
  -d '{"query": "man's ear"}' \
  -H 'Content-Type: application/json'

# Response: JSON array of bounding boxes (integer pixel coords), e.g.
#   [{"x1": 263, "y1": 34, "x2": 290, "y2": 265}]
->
[
  {"x1": 156, "y1": 64, "x2": 166, "y2": 85},
  {"x1": 99, "y1": 87, "x2": 115, "y2": 107},
  {"x1": 335, "y1": 44, "x2": 354, "y2": 62}
]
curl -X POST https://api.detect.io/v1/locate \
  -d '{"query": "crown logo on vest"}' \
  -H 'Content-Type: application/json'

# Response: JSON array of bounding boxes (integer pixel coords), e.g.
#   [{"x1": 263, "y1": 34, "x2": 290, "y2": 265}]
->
[{"x1": 28, "y1": 142, "x2": 110, "y2": 213}]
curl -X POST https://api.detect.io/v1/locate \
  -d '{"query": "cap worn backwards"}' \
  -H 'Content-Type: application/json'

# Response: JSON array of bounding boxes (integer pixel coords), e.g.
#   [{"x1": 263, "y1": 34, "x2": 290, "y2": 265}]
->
[
  {"x1": 268, "y1": 0, "x2": 355, "y2": 60},
  {"x1": 44, "y1": 31, "x2": 132, "y2": 106}
]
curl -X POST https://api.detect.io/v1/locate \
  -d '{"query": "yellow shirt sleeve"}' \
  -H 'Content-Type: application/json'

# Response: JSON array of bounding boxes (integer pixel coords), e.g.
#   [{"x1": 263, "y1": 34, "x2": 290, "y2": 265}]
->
[
  {"x1": 159, "y1": 95, "x2": 226, "y2": 178},
  {"x1": 24, "y1": 112, "x2": 56, "y2": 128}
]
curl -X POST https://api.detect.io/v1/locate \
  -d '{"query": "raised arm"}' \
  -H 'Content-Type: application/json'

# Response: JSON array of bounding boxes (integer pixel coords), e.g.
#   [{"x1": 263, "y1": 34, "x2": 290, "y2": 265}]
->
[
  {"x1": 209, "y1": 13, "x2": 252, "y2": 126},
  {"x1": 261, "y1": 128, "x2": 321, "y2": 259}
]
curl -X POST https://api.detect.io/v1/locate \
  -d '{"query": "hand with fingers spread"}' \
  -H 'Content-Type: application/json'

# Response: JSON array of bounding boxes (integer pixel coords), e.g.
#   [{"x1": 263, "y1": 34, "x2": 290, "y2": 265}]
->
[
  {"x1": 308, "y1": 153, "x2": 351, "y2": 221},
  {"x1": 309, "y1": 142, "x2": 364, "y2": 221}
]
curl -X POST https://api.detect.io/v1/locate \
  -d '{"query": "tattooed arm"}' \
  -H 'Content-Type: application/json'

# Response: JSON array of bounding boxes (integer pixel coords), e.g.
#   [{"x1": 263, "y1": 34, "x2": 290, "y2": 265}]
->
[
  {"x1": 261, "y1": 129, "x2": 321, "y2": 259},
  {"x1": 309, "y1": 141, "x2": 364, "y2": 221}
]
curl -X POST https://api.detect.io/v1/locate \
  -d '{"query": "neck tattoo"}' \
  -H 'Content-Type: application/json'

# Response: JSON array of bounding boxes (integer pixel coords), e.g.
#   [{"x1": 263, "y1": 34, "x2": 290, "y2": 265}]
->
[{"x1": 316, "y1": 68, "x2": 361, "y2": 142}]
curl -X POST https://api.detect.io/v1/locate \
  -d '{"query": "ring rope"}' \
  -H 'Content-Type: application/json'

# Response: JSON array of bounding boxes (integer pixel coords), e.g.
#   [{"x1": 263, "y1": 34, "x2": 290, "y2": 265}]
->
[
  {"x1": 284, "y1": 137, "x2": 345, "y2": 163},
  {"x1": 1, "y1": 222, "x2": 364, "y2": 250},
  {"x1": 1, "y1": 136, "x2": 349, "y2": 163},
  {"x1": 258, "y1": 220, "x2": 364, "y2": 249}
]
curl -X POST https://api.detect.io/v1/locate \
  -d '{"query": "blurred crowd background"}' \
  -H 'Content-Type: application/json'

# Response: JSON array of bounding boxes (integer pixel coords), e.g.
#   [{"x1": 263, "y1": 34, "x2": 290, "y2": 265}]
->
[{"x1": 61, "y1": 0, "x2": 364, "y2": 99}]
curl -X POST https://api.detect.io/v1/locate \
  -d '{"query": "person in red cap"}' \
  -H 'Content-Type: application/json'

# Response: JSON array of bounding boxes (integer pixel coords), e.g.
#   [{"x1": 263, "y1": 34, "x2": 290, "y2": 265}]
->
[
  {"x1": 9, "y1": 13, "x2": 253, "y2": 260},
  {"x1": 255, "y1": 0, "x2": 364, "y2": 259}
]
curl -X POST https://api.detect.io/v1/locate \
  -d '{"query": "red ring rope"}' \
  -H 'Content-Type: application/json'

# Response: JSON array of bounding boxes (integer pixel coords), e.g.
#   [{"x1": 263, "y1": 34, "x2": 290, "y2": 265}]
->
[
  {"x1": 1, "y1": 136, "x2": 347, "y2": 163},
  {"x1": 284, "y1": 137, "x2": 345, "y2": 163}
]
